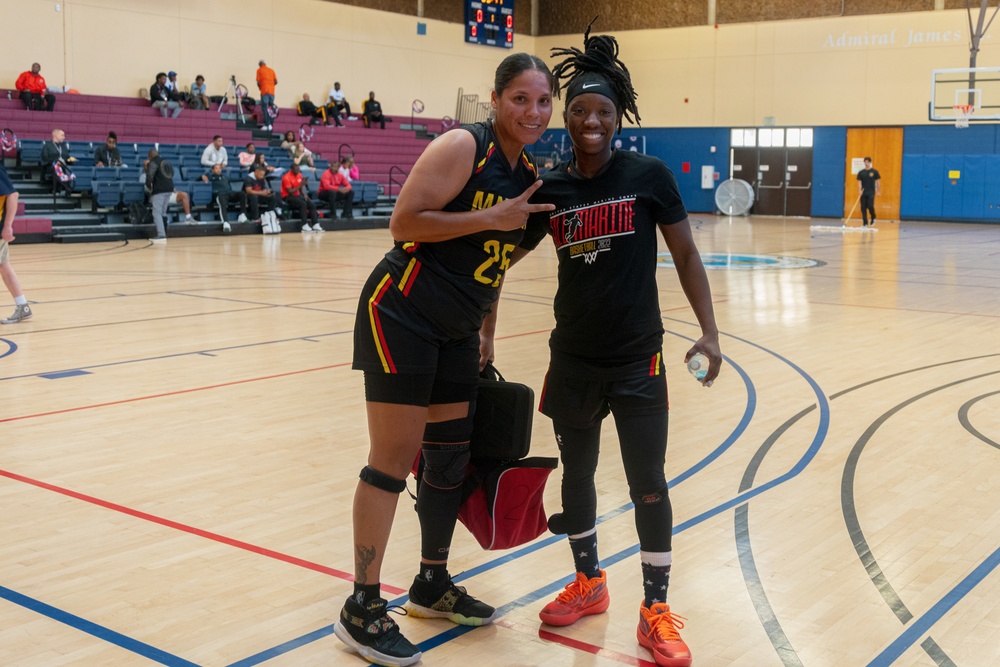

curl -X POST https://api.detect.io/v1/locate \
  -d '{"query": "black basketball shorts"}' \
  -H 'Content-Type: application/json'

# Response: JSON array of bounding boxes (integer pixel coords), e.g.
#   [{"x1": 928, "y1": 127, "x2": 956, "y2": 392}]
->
[
  {"x1": 539, "y1": 353, "x2": 669, "y2": 429},
  {"x1": 353, "y1": 264, "x2": 479, "y2": 406}
]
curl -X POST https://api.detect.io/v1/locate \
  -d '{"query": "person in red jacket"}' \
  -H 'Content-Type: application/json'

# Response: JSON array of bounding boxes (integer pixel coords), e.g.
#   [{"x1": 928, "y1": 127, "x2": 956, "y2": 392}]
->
[
  {"x1": 280, "y1": 163, "x2": 320, "y2": 232},
  {"x1": 15, "y1": 63, "x2": 56, "y2": 112},
  {"x1": 318, "y1": 159, "x2": 355, "y2": 219}
]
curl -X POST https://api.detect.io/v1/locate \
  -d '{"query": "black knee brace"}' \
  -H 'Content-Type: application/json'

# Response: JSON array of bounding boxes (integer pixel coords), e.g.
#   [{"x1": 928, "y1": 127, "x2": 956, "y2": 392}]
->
[
  {"x1": 359, "y1": 465, "x2": 407, "y2": 493},
  {"x1": 420, "y1": 416, "x2": 473, "y2": 490}
]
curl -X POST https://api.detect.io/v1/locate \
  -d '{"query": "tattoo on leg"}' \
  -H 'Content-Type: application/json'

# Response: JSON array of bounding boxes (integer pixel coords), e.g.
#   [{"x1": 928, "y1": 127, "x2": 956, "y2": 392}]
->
[{"x1": 355, "y1": 544, "x2": 377, "y2": 584}]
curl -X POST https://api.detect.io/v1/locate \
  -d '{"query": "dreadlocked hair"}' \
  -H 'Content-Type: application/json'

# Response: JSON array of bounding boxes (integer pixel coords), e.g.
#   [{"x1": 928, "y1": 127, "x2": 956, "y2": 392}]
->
[{"x1": 550, "y1": 18, "x2": 640, "y2": 131}]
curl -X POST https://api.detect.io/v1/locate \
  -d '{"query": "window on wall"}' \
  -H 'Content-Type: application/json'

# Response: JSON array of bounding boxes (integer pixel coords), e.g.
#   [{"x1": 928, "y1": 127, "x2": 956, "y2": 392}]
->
[{"x1": 731, "y1": 128, "x2": 812, "y2": 147}]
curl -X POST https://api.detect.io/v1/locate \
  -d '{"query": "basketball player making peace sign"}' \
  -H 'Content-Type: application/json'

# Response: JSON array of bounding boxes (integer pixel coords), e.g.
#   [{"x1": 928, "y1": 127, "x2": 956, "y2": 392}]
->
[{"x1": 335, "y1": 53, "x2": 556, "y2": 667}]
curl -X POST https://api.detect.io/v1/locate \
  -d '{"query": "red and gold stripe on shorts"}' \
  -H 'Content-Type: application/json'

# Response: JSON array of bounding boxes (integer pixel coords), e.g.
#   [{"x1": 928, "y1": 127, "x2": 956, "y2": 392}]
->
[{"x1": 367, "y1": 274, "x2": 397, "y2": 373}]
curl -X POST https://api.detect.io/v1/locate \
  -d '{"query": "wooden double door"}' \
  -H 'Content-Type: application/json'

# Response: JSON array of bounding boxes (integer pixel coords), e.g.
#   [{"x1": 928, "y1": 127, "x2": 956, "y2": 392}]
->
[{"x1": 844, "y1": 127, "x2": 902, "y2": 222}]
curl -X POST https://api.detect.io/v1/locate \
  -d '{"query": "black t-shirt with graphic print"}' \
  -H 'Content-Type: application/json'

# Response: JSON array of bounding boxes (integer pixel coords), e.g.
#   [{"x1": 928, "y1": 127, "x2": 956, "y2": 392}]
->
[{"x1": 522, "y1": 150, "x2": 687, "y2": 365}]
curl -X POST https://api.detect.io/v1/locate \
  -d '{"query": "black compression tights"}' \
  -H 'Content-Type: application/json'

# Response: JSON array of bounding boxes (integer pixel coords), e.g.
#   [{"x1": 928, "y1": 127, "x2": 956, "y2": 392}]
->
[{"x1": 553, "y1": 411, "x2": 673, "y2": 552}]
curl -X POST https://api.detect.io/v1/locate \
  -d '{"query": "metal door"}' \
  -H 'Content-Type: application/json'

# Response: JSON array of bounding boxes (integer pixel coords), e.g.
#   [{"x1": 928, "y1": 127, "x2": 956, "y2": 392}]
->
[
  {"x1": 755, "y1": 147, "x2": 786, "y2": 215},
  {"x1": 785, "y1": 147, "x2": 813, "y2": 216}
]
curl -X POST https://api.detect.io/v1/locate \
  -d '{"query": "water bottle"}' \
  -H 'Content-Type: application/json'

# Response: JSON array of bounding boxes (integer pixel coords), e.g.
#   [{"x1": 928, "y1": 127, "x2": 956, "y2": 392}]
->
[{"x1": 687, "y1": 353, "x2": 709, "y2": 381}]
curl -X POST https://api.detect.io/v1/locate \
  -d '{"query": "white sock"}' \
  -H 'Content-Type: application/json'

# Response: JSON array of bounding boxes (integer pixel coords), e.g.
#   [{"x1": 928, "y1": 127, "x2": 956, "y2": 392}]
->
[{"x1": 14, "y1": 295, "x2": 28, "y2": 306}]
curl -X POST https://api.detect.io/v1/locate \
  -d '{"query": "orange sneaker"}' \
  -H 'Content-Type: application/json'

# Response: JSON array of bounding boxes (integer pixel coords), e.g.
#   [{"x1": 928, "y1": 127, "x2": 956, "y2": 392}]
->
[
  {"x1": 538, "y1": 570, "x2": 610, "y2": 626},
  {"x1": 636, "y1": 601, "x2": 692, "y2": 667}
]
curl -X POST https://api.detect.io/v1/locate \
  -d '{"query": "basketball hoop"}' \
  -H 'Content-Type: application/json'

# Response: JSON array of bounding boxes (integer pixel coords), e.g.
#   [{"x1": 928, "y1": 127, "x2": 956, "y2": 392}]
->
[{"x1": 954, "y1": 104, "x2": 974, "y2": 128}]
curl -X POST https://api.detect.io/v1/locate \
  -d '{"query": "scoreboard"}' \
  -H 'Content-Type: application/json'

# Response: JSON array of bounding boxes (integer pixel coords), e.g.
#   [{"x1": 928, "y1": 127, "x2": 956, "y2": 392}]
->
[{"x1": 465, "y1": 0, "x2": 514, "y2": 49}]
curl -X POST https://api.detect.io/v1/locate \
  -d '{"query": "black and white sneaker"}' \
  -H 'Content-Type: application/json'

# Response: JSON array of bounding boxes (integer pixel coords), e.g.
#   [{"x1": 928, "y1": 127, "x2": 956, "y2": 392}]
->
[
  {"x1": 406, "y1": 576, "x2": 497, "y2": 626},
  {"x1": 334, "y1": 596, "x2": 421, "y2": 667}
]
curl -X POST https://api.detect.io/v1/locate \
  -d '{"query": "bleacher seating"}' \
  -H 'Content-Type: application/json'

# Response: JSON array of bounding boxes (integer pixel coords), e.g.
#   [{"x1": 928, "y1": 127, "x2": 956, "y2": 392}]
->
[{"x1": 1, "y1": 89, "x2": 439, "y2": 241}]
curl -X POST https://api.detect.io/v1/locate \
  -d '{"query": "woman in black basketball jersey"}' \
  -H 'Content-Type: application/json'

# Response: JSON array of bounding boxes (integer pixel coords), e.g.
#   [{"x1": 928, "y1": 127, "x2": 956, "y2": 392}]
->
[
  {"x1": 510, "y1": 24, "x2": 721, "y2": 667},
  {"x1": 334, "y1": 54, "x2": 556, "y2": 667}
]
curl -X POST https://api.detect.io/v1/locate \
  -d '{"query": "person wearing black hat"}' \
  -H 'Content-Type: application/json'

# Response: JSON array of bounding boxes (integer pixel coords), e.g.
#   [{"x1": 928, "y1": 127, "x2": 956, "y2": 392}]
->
[{"x1": 497, "y1": 21, "x2": 721, "y2": 667}]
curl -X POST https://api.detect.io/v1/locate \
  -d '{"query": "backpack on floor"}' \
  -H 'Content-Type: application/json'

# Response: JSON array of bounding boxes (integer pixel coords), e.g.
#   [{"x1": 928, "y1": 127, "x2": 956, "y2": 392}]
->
[
  {"x1": 128, "y1": 201, "x2": 152, "y2": 226},
  {"x1": 261, "y1": 211, "x2": 281, "y2": 234}
]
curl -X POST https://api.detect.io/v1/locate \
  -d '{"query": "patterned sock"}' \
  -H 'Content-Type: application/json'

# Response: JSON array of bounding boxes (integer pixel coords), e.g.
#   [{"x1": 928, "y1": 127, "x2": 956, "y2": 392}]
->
[
  {"x1": 568, "y1": 528, "x2": 600, "y2": 578},
  {"x1": 641, "y1": 550, "x2": 672, "y2": 607},
  {"x1": 353, "y1": 582, "x2": 381, "y2": 605}
]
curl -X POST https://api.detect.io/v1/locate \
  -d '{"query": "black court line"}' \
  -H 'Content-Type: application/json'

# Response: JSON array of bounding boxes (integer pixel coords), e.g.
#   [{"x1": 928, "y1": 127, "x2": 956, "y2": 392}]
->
[
  {"x1": 957, "y1": 390, "x2": 1000, "y2": 450},
  {"x1": 734, "y1": 406, "x2": 816, "y2": 667},
  {"x1": 736, "y1": 355, "x2": 1000, "y2": 666},
  {"x1": 842, "y1": 370, "x2": 1000, "y2": 622}
]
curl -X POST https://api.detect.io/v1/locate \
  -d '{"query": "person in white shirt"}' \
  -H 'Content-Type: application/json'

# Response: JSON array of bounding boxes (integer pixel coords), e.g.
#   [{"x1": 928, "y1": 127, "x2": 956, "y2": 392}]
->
[
  {"x1": 201, "y1": 135, "x2": 228, "y2": 168},
  {"x1": 327, "y1": 82, "x2": 354, "y2": 120}
]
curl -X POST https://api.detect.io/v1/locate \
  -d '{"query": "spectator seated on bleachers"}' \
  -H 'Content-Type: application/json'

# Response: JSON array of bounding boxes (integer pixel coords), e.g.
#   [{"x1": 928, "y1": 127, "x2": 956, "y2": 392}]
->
[
  {"x1": 150, "y1": 72, "x2": 182, "y2": 118},
  {"x1": 201, "y1": 163, "x2": 247, "y2": 231},
  {"x1": 94, "y1": 132, "x2": 124, "y2": 167},
  {"x1": 248, "y1": 152, "x2": 282, "y2": 177},
  {"x1": 297, "y1": 93, "x2": 329, "y2": 126},
  {"x1": 15, "y1": 63, "x2": 56, "y2": 112},
  {"x1": 189, "y1": 75, "x2": 210, "y2": 111},
  {"x1": 362, "y1": 91, "x2": 387, "y2": 129},
  {"x1": 291, "y1": 141, "x2": 314, "y2": 169},
  {"x1": 237, "y1": 143, "x2": 259, "y2": 169},
  {"x1": 327, "y1": 82, "x2": 353, "y2": 121},
  {"x1": 243, "y1": 164, "x2": 282, "y2": 223},
  {"x1": 41, "y1": 129, "x2": 77, "y2": 194},
  {"x1": 200, "y1": 135, "x2": 228, "y2": 169},
  {"x1": 319, "y1": 159, "x2": 354, "y2": 220},
  {"x1": 281, "y1": 163, "x2": 320, "y2": 232}
]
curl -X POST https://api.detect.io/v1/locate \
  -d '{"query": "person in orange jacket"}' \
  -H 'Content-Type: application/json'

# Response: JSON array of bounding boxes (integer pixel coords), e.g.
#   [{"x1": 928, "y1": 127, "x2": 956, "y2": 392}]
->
[
  {"x1": 255, "y1": 59, "x2": 278, "y2": 130},
  {"x1": 15, "y1": 63, "x2": 56, "y2": 112}
]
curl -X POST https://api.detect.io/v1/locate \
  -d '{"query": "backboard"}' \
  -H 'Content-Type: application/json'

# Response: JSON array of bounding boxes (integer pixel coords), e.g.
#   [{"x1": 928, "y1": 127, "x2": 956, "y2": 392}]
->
[{"x1": 929, "y1": 67, "x2": 1000, "y2": 123}]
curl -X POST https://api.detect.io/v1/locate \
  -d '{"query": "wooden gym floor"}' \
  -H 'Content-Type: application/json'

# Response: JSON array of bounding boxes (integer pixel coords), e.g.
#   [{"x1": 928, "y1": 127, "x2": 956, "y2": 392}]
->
[{"x1": 1, "y1": 216, "x2": 997, "y2": 666}]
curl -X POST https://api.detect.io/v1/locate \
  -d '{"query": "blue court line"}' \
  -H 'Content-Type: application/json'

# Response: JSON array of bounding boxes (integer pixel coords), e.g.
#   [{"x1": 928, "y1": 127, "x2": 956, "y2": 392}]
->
[
  {"x1": 0, "y1": 585, "x2": 200, "y2": 667},
  {"x1": 39, "y1": 369, "x2": 92, "y2": 379},
  {"x1": 226, "y1": 625, "x2": 335, "y2": 667},
  {"x1": 0, "y1": 330, "x2": 353, "y2": 383},
  {"x1": 224, "y1": 349, "x2": 757, "y2": 665},
  {"x1": 867, "y1": 544, "x2": 1000, "y2": 667},
  {"x1": 0, "y1": 338, "x2": 16, "y2": 360}
]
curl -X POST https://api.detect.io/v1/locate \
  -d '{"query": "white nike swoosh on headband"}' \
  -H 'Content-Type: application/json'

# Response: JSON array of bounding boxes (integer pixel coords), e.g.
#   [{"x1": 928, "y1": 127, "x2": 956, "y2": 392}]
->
[{"x1": 582, "y1": 83, "x2": 602, "y2": 89}]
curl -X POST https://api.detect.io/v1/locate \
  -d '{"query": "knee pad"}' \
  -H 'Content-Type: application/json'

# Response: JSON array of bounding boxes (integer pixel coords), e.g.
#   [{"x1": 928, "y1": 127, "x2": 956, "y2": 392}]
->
[
  {"x1": 630, "y1": 481, "x2": 669, "y2": 507},
  {"x1": 420, "y1": 416, "x2": 473, "y2": 490},
  {"x1": 359, "y1": 465, "x2": 406, "y2": 493}
]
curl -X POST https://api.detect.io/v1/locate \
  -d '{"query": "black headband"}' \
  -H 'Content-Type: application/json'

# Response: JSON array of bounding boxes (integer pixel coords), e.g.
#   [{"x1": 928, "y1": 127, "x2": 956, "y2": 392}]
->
[{"x1": 565, "y1": 72, "x2": 620, "y2": 111}]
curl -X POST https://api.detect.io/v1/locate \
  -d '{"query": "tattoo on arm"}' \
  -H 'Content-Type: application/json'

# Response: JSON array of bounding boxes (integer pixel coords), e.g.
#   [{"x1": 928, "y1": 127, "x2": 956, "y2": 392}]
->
[{"x1": 355, "y1": 544, "x2": 377, "y2": 584}]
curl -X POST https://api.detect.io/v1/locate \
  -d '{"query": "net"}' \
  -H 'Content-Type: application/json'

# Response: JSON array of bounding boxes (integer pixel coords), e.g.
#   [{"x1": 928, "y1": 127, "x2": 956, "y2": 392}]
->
[{"x1": 954, "y1": 104, "x2": 974, "y2": 129}]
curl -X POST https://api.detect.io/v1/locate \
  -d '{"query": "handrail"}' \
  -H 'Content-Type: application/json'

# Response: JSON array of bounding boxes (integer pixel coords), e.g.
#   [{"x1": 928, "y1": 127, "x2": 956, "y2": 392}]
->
[
  {"x1": 388, "y1": 165, "x2": 409, "y2": 198},
  {"x1": 337, "y1": 143, "x2": 354, "y2": 162}
]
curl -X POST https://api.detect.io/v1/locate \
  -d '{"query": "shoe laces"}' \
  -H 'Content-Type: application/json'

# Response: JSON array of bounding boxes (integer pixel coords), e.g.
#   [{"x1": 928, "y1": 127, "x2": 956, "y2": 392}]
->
[
  {"x1": 555, "y1": 572, "x2": 599, "y2": 603},
  {"x1": 643, "y1": 603, "x2": 686, "y2": 642}
]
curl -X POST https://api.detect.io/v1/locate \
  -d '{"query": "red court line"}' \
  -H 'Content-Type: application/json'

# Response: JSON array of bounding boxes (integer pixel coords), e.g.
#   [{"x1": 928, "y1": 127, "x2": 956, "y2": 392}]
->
[
  {"x1": 0, "y1": 466, "x2": 406, "y2": 594},
  {"x1": 496, "y1": 618, "x2": 657, "y2": 666},
  {"x1": 0, "y1": 364, "x2": 348, "y2": 424},
  {"x1": 0, "y1": 362, "x2": 406, "y2": 595}
]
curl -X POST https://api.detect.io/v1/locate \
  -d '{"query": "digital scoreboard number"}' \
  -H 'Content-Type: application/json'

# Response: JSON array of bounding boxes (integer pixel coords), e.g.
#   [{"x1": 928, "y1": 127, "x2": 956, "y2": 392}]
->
[{"x1": 465, "y1": 0, "x2": 514, "y2": 49}]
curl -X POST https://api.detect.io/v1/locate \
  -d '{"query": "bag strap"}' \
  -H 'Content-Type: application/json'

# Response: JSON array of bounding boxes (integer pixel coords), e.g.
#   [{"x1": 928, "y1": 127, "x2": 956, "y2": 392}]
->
[{"x1": 479, "y1": 361, "x2": 506, "y2": 383}]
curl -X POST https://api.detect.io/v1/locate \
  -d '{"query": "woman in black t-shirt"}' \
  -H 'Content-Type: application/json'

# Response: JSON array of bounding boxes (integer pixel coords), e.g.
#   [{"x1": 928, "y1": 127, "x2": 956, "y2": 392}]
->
[
  {"x1": 506, "y1": 24, "x2": 721, "y2": 667},
  {"x1": 335, "y1": 54, "x2": 556, "y2": 667}
]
